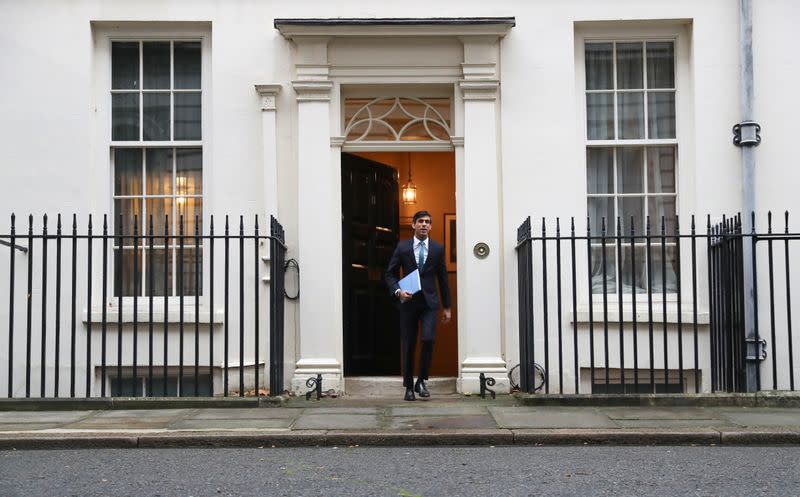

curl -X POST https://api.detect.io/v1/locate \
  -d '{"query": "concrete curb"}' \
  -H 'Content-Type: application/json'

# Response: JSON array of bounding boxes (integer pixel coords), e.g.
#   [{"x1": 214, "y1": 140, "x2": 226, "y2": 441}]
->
[
  {"x1": 1, "y1": 428, "x2": 799, "y2": 449},
  {"x1": 0, "y1": 396, "x2": 288, "y2": 411},
  {"x1": 515, "y1": 392, "x2": 800, "y2": 408}
]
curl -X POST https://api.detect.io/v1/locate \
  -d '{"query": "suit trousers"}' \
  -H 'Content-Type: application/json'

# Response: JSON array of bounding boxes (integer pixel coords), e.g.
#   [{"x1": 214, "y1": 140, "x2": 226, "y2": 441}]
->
[{"x1": 400, "y1": 294, "x2": 437, "y2": 388}]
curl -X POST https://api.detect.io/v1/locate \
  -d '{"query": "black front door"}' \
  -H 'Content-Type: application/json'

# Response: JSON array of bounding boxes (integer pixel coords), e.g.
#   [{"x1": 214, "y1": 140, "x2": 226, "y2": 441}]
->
[{"x1": 341, "y1": 153, "x2": 400, "y2": 375}]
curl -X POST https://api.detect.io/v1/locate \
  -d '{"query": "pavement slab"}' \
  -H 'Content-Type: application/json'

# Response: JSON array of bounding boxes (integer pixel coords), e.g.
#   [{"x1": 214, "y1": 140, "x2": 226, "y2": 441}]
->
[
  {"x1": 186, "y1": 408, "x2": 303, "y2": 420},
  {"x1": 300, "y1": 407, "x2": 383, "y2": 415},
  {"x1": 610, "y1": 419, "x2": 736, "y2": 428},
  {"x1": 385, "y1": 414, "x2": 498, "y2": 430},
  {"x1": 489, "y1": 406, "x2": 618, "y2": 429},
  {"x1": 91, "y1": 408, "x2": 189, "y2": 418},
  {"x1": 388, "y1": 406, "x2": 488, "y2": 416},
  {"x1": 0, "y1": 411, "x2": 94, "y2": 423},
  {"x1": 292, "y1": 413, "x2": 380, "y2": 430},
  {"x1": 168, "y1": 418, "x2": 294, "y2": 430},
  {"x1": 0, "y1": 423, "x2": 66, "y2": 432},
  {"x1": 716, "y1": 408, "x2": 800, "y2": 427},
  {"x1": 598, "y1": 407, "x2": 721, "y2": 420}
]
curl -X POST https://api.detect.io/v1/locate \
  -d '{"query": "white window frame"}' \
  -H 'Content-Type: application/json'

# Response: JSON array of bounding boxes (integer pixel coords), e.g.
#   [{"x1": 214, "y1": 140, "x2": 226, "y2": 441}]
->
[
  {"x1": 575, "y1": 21, "x2": 694, "y2": 310},
  {"x1": 92, "y1": 22, "x2": 212, "y2": 317}
]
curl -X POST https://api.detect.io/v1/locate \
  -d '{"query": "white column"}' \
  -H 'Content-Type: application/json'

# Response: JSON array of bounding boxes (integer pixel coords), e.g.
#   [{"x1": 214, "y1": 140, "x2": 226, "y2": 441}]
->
[
  {"x1": 458, "y1": 43, "x2": 508, "y2": 393},
  {"x1": 254, "y1": 84, "x2": 282, "y2": 219},
  {"x1": 288, "y1": 38, "x2": 343, "y2": 392}
]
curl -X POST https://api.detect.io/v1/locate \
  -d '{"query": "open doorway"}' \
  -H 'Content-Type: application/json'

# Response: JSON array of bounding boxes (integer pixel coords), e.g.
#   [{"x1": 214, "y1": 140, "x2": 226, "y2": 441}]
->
[{"x1": 341, "y1": 151, "x2": 458, "y2": 378}]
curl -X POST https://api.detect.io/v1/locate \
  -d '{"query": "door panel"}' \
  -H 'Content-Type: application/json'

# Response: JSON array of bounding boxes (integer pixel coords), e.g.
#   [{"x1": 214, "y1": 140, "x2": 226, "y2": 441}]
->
[{"x1": 342, "y1": 153, "x2": 400, "y2": 375}]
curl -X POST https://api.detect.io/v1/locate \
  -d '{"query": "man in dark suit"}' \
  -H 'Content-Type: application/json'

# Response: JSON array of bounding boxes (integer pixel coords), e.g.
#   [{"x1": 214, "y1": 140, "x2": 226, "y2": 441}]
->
[{"x1": 385, "y1": 210, "x2": 452, "y2": 401}]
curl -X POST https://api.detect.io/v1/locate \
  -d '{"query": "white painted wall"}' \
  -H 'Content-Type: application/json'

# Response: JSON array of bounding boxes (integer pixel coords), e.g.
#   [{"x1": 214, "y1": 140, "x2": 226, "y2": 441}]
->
[{"x1": 0, "y1": 0, "x2": 798, "y2": 395}]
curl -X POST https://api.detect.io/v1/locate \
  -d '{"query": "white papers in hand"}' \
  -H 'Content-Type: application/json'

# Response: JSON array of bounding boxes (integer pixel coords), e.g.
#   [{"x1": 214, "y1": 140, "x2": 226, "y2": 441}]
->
[{"x1": 398, "y1": 269, "x2": 422, "y2": 294}]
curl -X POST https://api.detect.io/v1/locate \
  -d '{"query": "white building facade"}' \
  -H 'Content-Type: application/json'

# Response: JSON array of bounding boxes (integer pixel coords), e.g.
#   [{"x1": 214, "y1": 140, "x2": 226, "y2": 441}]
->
[{"x1": 0, "y1": 0, "x2": 798, "y2": 397}]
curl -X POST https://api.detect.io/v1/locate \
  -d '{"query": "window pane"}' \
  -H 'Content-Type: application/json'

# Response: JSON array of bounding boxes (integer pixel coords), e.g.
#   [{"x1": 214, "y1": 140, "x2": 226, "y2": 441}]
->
[
  {"x1": 617, "y1": 147, "x2": 644, "y2": 193},
  {"x1": 114, "y1": 247, "x2": 142, "y2": 297},
  {"x1": 110, "y1": 377, "x2": 144, "y2": 397},
  {"x1": 146, "y1": 198, "x2": 173, "y2": 236},
  {"x1": 647, "y1": 147, "x2": 676, "y2": 193},
  {"x1": 648, "y1": 196, "x2": 677, "y2": 235},
  {"x1": 646, "y1": 42, "x2": 675, "y2": 89},
  {"x1": 146, "y1": 148, "x2": 173, "y2": 195},
  {"x1": 647, "y1": 92, "x2": 676, "y2": 139},
  {"x1": 588, "y1": 197, "x2": 615, "y2": 236},
  {"x1": 620, "y1": 246, "x2": 647, "y2": 293},
  {"x1": 174, "y1": 42, "x2": 201, "y2": 89},
  {"x1": 618, "y1": 92, "x2": 644, "y2": 139},
  {"x1": 112, "y1": 93, "x2": 140, "y2": 141},
  {"x1": 143, "y1": 42, "x2": 170, "y2": 89},
  {"x1": 174, "y1": 92, "x2": 201, "y2": 140},
  {"x1": 649, "y1": 245, "x2": 678, "y2": 293},
  {"x1": 586, "y1": 93, "x2": 614, "y2": 140},
  {"x1": 619, "y1": 196, "x2": 644, "y2": 236},
  {"x1": 616, "y1": 42, "x2": 643, "y2": 89},
  {"x1": 112, "y1": 42, "x2": 139, "y2": 90},
  {"x1": 114, "y1": 149, "x2": 142, "y2": 195},
  {"x1": 143, "y1": 93, "x2": 170, "y2": 141},
  {"x1": 585, "y1": 43, "x2": 613, "y2": 90},
  {"x1": 176, "y1": 198, "x2": 202, "y2": 239},
  {"x1": 587, "y1": 148, "x2": 614, "y2": 194},
  {"x1": 114, "y1": 198, "x2": 142, "y2": 239},
  {"x1": 146, "y1": 248, "x2": 173, "y2": 296},
  {"x1": 179, "y1": 247, "x2": 203, "y2": 296},
  {"x1": 591, "y1": 246, "x2": 617, "y2": 294},
  {"x1": 176, "y1": 148, "x2": 202, "y2": 194}
]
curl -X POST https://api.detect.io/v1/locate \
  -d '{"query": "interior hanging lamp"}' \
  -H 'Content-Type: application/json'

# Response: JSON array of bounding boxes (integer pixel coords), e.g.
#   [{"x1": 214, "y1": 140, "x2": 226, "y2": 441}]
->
[{"x1": 401, "y1": 153, "x2": 417, "y2": 205}]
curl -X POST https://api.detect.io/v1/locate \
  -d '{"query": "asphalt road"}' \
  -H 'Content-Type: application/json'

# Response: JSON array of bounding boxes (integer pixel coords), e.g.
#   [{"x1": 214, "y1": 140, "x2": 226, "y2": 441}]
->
[{"x1": 1, "y1": 446, "x2": 798, "y2": 497}]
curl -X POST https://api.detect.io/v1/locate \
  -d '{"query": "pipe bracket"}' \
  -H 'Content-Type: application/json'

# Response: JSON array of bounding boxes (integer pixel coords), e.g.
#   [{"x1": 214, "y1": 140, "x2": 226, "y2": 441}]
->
[{"x1": 733, "y1": 121, "x2": 761, "y2": 147}]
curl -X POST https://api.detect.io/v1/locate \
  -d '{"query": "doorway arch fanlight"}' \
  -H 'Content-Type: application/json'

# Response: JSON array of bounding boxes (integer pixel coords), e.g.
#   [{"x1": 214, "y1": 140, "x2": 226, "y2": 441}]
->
[{"x1": 344, "y1": 97, "x2": 452, "y2": 143}]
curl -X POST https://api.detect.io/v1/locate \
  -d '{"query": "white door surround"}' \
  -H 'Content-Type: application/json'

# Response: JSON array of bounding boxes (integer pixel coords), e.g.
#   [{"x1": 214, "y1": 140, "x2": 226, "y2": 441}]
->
[{"x1": 275, "y1": 18, "x2": 514, "y2": 394}]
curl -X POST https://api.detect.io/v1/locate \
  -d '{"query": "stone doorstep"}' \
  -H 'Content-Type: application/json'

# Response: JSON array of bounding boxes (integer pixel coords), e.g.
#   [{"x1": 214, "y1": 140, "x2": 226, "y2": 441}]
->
[{"x1": 344, "y1": 377, "x2": 457, "y2": 397}]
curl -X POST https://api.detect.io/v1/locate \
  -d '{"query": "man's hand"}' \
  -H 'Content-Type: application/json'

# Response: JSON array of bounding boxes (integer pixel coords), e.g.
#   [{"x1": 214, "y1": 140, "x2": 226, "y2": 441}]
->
[
  {"x1": 442, "y1": 308, "x2": 452, "y2": 324},
  {"x1": 398, "y1": 290, "x2": 413, "y2": 303}
]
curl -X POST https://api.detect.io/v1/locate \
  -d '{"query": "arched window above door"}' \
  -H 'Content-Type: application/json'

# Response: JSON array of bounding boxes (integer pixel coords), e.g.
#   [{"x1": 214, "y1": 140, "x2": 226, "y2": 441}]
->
[{"x1": 343, "y1": 97, "x2": 452, "y2": 142}]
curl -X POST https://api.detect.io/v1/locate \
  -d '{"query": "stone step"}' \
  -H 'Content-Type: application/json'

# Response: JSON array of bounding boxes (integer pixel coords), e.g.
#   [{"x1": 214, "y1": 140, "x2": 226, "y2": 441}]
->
[{"x1": 344, "y1": 376, "x2": 457, "y2": 397}]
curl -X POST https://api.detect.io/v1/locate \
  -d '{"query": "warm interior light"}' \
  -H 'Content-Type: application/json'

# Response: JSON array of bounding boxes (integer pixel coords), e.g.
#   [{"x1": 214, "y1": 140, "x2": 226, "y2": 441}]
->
[
  {"x1": 176, "y1": 175, "x2": 187, "y2": 205},
  {"x1": 401, "y1": 154, "x2": 417, "y2": 205}
]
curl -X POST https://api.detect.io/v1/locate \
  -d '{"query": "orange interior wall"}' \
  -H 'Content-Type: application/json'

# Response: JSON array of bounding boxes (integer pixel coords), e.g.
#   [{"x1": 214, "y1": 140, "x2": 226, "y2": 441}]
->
[{"x1": 352, "y1": 151, "x2": 457, "y2": 377}]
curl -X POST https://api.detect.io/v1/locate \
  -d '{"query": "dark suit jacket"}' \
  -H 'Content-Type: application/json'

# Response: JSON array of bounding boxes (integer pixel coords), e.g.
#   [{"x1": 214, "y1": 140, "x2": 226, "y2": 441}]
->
[{"x1": 385, "y1": 238, "x2": 452, "y2": 310}]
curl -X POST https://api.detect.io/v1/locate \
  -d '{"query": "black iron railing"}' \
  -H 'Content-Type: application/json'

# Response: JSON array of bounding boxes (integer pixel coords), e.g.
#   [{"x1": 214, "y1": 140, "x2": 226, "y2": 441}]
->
[
  {"x1": 1, "y1": 213, "x2": 287, "y2": 398},
  {"x1": 516, "y1": 212, "x2": 799, "y2": 395}
]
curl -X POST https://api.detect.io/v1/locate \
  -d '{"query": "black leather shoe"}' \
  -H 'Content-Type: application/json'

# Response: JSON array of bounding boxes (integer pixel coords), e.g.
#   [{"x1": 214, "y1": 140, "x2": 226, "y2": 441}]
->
[
  {"x1": 404, "y1": 388, "x2": 416, "y2": 401},
  {"x1": 414, "y1": 380, "x2": 430, "y2": 398}
]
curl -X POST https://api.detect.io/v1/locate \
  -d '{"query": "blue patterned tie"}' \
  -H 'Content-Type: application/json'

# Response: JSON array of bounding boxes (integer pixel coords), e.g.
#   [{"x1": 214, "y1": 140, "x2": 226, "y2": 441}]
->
[{"x1": 418, "y1": 242, "x2": 426, "y2": 268}]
